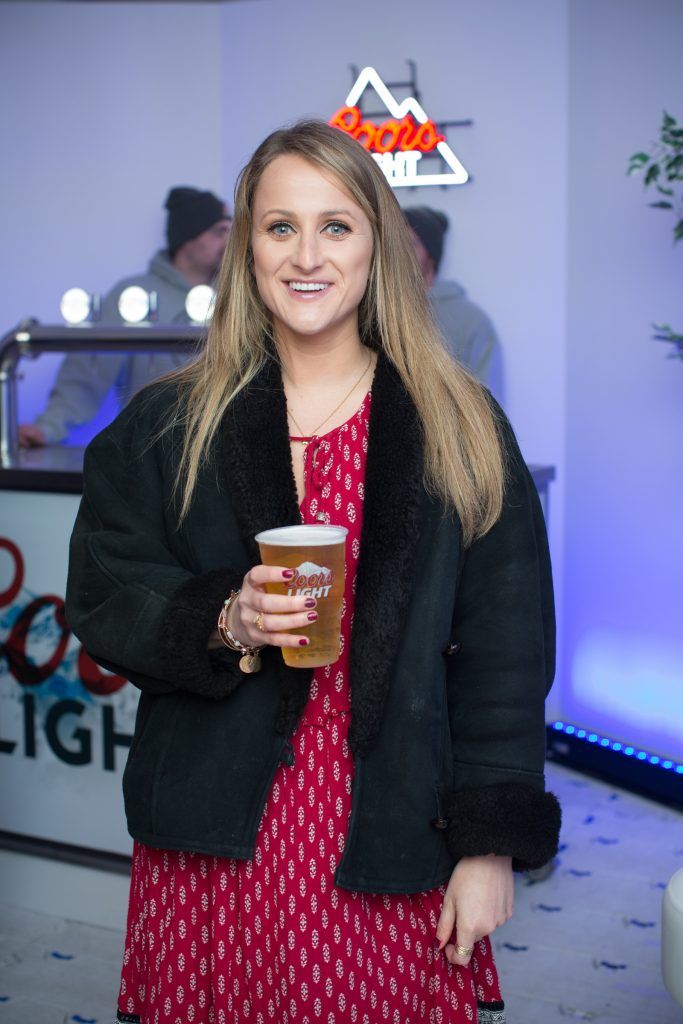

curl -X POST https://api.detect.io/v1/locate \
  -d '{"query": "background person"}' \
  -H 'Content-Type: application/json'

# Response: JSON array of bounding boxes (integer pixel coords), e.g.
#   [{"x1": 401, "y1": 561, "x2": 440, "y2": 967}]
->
[
  {"x1": 404, "y1": 205, "x2": 504, "y2": 403},
  {"x1": 66, "y1": 121, "x2": 559, "y2": 1024},
  {"x1": 19, "y1": 186, "x2": 231, "y2": 447}
]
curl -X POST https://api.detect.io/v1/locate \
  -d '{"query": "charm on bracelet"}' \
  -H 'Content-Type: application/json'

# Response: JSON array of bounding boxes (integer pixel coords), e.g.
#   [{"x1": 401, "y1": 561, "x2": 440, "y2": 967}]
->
[{"x1": 217, "y1": 590, "x2": 265, "y2": 674}]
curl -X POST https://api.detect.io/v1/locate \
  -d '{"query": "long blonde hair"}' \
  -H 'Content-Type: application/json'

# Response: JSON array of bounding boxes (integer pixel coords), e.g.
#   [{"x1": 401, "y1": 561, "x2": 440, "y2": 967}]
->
[{"x1": 166, "y1": 120, "x2": 505, "y2": 545}]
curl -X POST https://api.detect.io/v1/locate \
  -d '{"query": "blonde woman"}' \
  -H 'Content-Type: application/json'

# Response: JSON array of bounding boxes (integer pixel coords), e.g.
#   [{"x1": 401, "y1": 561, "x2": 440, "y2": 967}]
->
[{"x1": 67, "y1": 121, "x2": 559, "y2": 1024}]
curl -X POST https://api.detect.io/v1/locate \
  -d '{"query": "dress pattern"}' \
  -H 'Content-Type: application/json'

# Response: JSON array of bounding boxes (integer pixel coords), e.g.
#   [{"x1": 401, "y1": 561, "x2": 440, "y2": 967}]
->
[{"x1": 117, "y1": 389, "x2": 504, "y2": 1024}]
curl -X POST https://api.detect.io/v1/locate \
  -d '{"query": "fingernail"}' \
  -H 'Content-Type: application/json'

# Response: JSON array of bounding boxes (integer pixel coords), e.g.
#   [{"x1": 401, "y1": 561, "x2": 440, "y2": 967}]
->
[
  {"x1": 304, "y1": 598, "x2": 316, "y2": 608},
  {"x1": 307, "y1": 612, "x2": 318, "y2": 621},
  {"x1": 283, "y1": 569, "x2": 295, "y2": 579},
  {"x1": 299, "y1": 637, "x2": 309, "y2": 646}
]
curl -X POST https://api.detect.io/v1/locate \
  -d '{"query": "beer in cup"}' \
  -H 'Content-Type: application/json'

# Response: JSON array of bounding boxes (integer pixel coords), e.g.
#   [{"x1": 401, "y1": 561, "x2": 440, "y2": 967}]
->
[{"x1": 255, "y1": 525, "x2": 347, "y2": 668}]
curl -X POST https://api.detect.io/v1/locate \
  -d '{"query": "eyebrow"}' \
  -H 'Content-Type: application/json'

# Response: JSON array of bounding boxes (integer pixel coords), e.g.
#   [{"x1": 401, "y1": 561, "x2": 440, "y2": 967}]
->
[{"x1": 260, "y1": 208, "x2": 357, "y2": 220}]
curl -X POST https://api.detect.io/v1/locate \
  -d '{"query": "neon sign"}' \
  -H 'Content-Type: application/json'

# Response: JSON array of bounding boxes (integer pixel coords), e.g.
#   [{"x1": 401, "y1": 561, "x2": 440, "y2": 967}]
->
[{"x1": 329, "y1": 66, "x2": 469, "y2": 188}]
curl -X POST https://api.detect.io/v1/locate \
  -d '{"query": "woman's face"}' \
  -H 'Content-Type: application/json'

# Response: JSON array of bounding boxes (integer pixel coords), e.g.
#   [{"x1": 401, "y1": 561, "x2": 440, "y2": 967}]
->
[{"x1": 250, "y1": 154, "x2": 374, "y2": 346}]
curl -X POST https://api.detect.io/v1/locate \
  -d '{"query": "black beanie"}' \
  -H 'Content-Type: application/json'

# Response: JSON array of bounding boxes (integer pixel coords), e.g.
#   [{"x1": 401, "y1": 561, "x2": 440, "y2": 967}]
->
[
  {"x1": 403, "y1": 206, "x2": 449, "y2": 271},
  {"x1": 165, "y1": 187, "x2": 228, "y2": 253}
]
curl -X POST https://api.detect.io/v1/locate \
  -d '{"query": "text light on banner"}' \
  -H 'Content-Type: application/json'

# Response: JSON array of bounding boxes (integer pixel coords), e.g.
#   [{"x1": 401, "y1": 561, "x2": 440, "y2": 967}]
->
[{"x1": 329, "y1": 66, "x2": 469, "y2": 189}]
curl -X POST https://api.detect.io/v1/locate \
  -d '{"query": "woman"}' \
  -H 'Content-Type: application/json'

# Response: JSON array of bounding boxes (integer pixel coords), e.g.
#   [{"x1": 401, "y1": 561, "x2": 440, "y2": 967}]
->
[{"x1": 66, "y1": 120, "x2": 560, "y2": 1024}]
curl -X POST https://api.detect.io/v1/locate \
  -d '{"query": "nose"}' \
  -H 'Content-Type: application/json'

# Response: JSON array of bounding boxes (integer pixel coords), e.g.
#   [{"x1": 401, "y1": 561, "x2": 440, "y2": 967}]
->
[{"x1": 293, "y1": 228, "x2": 323, "y2": 273}]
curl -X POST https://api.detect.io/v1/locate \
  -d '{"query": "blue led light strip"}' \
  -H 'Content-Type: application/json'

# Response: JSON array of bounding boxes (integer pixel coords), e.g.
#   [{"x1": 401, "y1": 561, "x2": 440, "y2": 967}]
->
[{"x1": 551, "y1": 721, "x2": 683, "y2": 774}]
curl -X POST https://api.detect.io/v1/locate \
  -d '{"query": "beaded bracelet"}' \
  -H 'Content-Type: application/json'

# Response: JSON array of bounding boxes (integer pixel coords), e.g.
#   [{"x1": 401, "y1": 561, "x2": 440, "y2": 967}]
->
[{"x1": 217, "y1": 590, "x2": 265, "y2": 674}]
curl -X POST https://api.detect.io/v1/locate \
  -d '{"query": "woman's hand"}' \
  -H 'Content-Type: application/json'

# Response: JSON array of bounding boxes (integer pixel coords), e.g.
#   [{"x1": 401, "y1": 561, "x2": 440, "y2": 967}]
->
[
  {"x1": 209, "y1": 565, "x2": 318, "y2": 651},
  {"x1": 435, "y1": 854, "x2": 514, "y2": 967}
]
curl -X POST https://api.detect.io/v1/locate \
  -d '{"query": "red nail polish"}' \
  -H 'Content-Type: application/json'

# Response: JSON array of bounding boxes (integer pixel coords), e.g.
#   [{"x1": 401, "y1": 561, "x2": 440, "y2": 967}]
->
[
  {"x1": 283, "y1": 569, "x2": 295, "y2": 579},
  {"x1": 299, "y1": 638, "x2": 309, "y2": 646},
  {"x1": 304, "y1": 598, "x2": 316, "y2": 608},
  {"x1": 307, "y1": 612, "x2": 318, "y2": 621}
]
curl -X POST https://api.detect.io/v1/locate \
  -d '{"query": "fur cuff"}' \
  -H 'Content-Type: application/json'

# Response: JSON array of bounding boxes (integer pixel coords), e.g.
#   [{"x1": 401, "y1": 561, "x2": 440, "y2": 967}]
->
[
  {"x1": 160, "y1": 568, "x2": 248, "y2": 699},
  {"x1": 445, "y1": 783, "x2": 561, "y2": 871}
]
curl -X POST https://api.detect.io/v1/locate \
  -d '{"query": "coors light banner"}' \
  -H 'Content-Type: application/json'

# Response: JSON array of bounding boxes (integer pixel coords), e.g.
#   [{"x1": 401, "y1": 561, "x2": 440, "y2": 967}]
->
[{"x1": 0, "y1": 492, "x2": 137, "y2": 856}]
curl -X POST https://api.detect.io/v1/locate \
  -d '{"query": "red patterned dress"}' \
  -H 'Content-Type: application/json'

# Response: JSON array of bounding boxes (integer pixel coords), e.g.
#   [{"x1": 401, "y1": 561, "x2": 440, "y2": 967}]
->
[{"x1": 117, "y1": 388, "x2": 504, "y2": 1024}]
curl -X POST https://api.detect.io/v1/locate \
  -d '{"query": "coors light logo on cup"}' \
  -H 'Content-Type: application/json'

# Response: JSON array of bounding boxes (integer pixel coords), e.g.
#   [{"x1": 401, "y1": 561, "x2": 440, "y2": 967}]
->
[
  {"x1": 255, "y1": 526, "x2": 348, "y2": 669},
  {"x1": 285, "y1": 561, "x2": 335, "y2": 599}
]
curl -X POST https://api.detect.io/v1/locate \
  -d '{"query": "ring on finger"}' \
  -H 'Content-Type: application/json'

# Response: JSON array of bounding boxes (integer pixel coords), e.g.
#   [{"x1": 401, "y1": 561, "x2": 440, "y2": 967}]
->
[
  {"x1": 455, "y1": 944, "x2": 473, "y2": 957},
  {"x1": 254, "y1": 612, "x2": 266, "y2": 632}
]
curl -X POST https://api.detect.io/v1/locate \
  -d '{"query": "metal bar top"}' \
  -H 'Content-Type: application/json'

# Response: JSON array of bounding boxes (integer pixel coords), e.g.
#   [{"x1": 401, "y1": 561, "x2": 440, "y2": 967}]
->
[{"x1": 2, "y1": 320, "x2": 204, "y2": 351}]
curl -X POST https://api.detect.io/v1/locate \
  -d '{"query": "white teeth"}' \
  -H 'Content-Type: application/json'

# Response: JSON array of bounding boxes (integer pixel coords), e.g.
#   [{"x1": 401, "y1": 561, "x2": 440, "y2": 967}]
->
[{"x1": 289, "y1": 282, "x2": 329, "y2": 292}]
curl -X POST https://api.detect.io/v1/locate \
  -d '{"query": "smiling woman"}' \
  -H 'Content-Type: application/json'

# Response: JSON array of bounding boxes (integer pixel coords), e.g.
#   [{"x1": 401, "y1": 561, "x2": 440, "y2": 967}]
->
[
  {"x1": 251, "y1": 156, "x2": 374, "y2": 350},
  {"x1": 65, "y1": 120, "x2": 559, "y2": 1024}
]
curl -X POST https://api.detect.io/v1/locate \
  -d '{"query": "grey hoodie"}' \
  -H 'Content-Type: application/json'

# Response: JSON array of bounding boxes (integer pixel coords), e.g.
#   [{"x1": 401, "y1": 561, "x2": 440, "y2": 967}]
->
[
  {"x1": 35, "y1": 251, "x2": 193, "y2": 443},
  {"x1": 430, "y1": 279, "x2": 504, "y2": 404}
]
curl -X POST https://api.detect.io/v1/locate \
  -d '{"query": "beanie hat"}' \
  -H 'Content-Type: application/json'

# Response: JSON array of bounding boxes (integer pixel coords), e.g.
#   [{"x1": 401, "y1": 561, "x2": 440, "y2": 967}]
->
[
  {"x1": 165, "y1": 187, "x2": 228, "y2": 253},
  {"x1": 403, "y1": 206, "x2": 449, "y2": 272}
]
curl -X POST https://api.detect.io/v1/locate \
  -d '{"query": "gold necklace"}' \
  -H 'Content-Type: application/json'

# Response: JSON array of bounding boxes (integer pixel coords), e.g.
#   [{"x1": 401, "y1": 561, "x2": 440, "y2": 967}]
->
[{"x1": 286, "y1": 350, "x2": 373, "y2": 441}]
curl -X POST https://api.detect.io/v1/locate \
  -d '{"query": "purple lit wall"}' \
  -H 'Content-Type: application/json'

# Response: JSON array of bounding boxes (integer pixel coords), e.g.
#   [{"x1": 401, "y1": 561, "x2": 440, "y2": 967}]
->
[{"x1": 563, "y1": 0, "x2": 683, "y2": 763}]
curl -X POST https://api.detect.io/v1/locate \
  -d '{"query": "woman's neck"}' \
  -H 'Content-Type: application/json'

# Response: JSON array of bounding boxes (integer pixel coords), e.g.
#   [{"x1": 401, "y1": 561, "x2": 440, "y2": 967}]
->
[
  {"x1": 277, "y1": 326, "x2": 376, "y2": 441},
  {"x1": 275, "y1": 326, "x2": 370, "y2": 392}
]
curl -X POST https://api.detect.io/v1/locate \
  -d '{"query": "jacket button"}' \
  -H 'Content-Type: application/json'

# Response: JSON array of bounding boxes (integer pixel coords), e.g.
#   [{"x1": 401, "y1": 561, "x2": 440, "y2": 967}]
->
[
  {"x1": 280, "y1": 742, "x2": 295, "y2": 767},
  {"x1": 431, "y1": 816, "x2": 450, "y2": 831},
  {"x1": 444, "y1": 641, "x2": 462, "y2": 656}
]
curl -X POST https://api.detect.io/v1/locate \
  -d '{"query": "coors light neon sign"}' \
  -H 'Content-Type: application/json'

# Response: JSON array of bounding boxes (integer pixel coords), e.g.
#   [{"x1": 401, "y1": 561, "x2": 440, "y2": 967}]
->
[{"x1": 329, "y1": 66, "x2": 469, "y2": 188}]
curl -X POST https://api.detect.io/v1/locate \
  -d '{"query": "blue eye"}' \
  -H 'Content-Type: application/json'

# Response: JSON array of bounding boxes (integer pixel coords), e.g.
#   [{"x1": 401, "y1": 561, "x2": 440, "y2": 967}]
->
[
  {"x1": 326, "y1": 222, "x2": 349, "y2": 236},
  {"x1": 269, "y1": 222, "x2": 292, "y2": 237}
]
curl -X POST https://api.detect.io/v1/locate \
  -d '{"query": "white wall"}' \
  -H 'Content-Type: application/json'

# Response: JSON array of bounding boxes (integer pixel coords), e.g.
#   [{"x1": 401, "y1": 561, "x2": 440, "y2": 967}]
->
[
  {"x1": 563, "y1": 0, "x2": 683, "y2": 760},
  {"x1": 0, "y1": 1, "x2": 224, "y2": 425}
]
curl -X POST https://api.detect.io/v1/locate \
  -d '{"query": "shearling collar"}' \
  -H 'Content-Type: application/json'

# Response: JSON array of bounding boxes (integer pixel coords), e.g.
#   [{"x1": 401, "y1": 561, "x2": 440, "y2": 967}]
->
[{"x1": 222, "y1": 348, "x2": 425, "y2": 756}]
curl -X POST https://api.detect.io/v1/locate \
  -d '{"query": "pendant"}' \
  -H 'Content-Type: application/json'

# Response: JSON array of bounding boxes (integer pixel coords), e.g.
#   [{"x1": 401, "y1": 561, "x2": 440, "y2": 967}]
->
[{"x1": 240, "y1": 652, "x2": 261, "y2": 674}]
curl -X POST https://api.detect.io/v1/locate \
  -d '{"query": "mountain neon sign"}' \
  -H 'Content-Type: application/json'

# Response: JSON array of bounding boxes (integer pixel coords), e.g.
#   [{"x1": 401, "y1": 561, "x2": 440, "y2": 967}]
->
[{"x1": 329, "y1": 66, "x2": 469, "y2": 188}]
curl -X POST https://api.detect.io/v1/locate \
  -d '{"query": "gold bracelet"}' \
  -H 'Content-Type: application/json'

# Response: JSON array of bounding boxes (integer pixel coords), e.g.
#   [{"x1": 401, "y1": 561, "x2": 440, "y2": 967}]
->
[{"x1": 217, "y1": 590, "x2": 265, "y2": 674}]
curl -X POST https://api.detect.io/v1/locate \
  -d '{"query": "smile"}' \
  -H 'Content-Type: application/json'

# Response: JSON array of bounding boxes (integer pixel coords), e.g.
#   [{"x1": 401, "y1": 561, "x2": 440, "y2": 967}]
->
[{"x1": 286, "y1": 281, "x2": 331, "y2": 295}]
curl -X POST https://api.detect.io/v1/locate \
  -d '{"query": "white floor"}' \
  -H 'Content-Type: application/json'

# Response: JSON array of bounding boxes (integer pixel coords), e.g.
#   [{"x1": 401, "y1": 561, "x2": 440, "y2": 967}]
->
[{"x1": 0, "y1": 761, "x2": 681, "y2": 1023}]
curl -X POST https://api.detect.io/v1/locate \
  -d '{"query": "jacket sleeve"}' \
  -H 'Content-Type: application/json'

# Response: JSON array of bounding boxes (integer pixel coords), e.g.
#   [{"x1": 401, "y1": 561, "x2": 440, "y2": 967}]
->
[
  {"x1": 444, "y1": 405, "x2": 560, "y2": 870},
  {"x1": 65, "y1": 401, "x2": 248, "y2": 699},
  {"x1": 34, "y1": 281, "x2": 139, "y2": 442},
  {"x1": 34, "y1": 352, "x2": 127, "y2": 443}
]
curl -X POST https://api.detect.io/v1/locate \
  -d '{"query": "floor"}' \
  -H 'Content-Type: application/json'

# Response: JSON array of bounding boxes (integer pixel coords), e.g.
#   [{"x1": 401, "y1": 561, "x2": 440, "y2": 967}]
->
[{"x1": 0, "y1": 761, "x2": 681, "y2": 1023}]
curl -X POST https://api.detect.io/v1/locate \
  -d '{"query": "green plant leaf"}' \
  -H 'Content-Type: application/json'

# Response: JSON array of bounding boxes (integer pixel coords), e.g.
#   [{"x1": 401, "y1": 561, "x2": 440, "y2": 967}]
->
[
  {"x1": 663, "y1": 111, "x2": 677, "y2": 128},
  {"x1": 629, "y1": 151, "x2": 650, "y2": 163},
  {"x1": 656, "y1": 185, "x2": 675, "y2": 196},
  {"x1": 644, "y1": 163, "x2": 660, "y2": 185},
  {"x1": 674, "y1": 219, "x2": 683, "y2": 241},
  {"x1": 649, "y1": 200, "x2": 673, "y2": 209}
]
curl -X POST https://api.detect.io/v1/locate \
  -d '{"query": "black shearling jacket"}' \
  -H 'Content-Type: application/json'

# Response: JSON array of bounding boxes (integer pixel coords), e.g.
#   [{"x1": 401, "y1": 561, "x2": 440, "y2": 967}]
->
[{"x1": 65, "y1": 350, "x2": 560, "y2": 894}]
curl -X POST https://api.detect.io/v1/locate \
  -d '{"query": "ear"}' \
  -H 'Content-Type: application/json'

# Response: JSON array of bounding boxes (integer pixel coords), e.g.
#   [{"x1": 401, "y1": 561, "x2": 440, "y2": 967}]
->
[{"x1": 425, "y1": 257, "x2": 437, "y2": 288}]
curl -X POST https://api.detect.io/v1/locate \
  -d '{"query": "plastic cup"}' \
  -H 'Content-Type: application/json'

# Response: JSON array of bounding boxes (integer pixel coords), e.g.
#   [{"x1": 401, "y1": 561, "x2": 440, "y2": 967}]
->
[{"x1": 255, "y1": 525, "x2": 348, "y2": 668}]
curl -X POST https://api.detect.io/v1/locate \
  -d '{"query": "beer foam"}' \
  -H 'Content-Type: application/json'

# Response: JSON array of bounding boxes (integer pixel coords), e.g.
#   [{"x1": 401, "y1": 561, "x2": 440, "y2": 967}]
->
[{"x1": 255, "y1": 525, "x2": 347, "y2": 547}]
